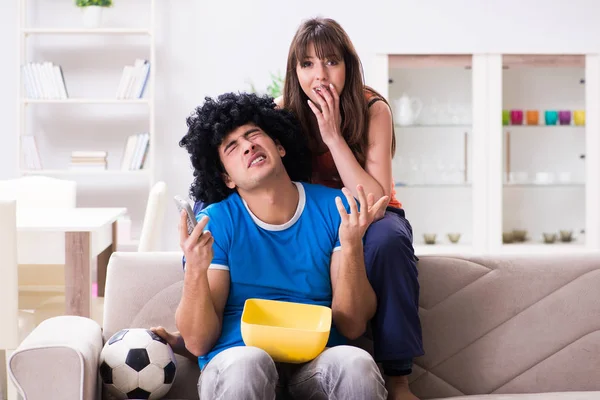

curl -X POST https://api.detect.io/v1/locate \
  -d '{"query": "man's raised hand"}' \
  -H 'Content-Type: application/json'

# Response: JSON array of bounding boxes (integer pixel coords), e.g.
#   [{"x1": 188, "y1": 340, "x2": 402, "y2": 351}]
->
[
  {"x1": 180, "y1": 211, "x2": 213, "y2": 271},
  {"x1": 335, "y1": 184, "x2": 389, "y2": 246}
]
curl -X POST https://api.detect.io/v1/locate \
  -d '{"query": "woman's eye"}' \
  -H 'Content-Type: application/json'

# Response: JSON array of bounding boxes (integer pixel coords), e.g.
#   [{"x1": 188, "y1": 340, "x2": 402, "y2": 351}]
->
[
  {"x1": 327, "y1": 60, "x2": 339, "y2": 66},
  {"x1": 301, "y1": 61, "x2": 312, "y2": 68}
]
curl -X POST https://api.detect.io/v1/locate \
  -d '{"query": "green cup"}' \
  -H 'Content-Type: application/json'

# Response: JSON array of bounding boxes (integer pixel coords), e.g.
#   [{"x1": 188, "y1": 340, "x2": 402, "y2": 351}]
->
[{"x1": 502, "y1": 110, "x2": 510, "y2": 125}]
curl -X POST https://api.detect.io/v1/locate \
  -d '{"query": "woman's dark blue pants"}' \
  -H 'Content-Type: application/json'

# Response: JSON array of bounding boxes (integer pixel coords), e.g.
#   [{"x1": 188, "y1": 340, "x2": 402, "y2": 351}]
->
[{"x1": 363, "y1": 207, "x2": 424, "y2": 376}]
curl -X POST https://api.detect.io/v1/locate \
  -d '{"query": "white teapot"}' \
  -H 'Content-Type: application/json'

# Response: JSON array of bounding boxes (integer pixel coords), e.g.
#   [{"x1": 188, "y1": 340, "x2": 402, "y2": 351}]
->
[{"x1": 394, "y1": 94, "x2": 423, "y2": 126}]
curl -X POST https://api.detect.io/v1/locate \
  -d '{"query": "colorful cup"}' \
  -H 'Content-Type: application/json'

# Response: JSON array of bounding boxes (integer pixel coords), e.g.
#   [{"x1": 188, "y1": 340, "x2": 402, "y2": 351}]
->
[
  {"x1": 558, "y1": 110, "x2": 571, "y2": 125},
  {"x1": 559, "y1": 110, "x2": 571, "y2": 125},
  {"x1": 545, "y1": 110, "x2": 558, "y2": 125},
  {"x1": 502, "y1": 110, "x2": 510, "y2": 125},
  {"x1": 574, "y1": 110, "x2": 585, "y2": 126},
  {"x1": 526, "y1": 110, "x2": 539, "y2": 125},
  {"x1": 510, "y1": 110, "x2": 523, "y2": 125}
]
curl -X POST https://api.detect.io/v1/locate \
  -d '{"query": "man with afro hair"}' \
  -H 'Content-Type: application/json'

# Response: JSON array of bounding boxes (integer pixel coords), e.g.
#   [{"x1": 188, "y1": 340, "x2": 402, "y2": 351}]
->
[{"x1": 163, "y1": 92, "x2": 388, "y2": 399}]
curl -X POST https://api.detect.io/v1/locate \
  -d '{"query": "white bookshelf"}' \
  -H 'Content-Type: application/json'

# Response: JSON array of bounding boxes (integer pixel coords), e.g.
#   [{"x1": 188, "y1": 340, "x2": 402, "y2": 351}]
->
[
  {"x1": 17, "y1": 0, "x2": 156, "y2": 179},
  {"x1": 22, "y1": 169, "x2": 150, "y2": 177},
  {"x1": 23, "y1": 28, "x2": 152, "y2": 35},
  {"x1": 23, "y1": 98, "x2": 151, "y2": 104},
  {"x1": 17, "y1": 0, "x2": 157, "y2": 245}
]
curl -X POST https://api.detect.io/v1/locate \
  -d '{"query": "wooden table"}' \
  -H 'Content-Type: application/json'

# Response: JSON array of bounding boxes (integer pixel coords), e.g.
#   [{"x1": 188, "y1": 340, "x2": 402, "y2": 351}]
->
[{"x1": 17, "y1": 207, "x2": 127, "y2": 317}]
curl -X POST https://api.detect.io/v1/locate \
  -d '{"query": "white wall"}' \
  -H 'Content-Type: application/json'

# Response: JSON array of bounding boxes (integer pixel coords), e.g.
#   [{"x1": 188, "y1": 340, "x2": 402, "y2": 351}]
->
[{"x1": 1, "y1": 0, "x2": 600, "y2": 251}]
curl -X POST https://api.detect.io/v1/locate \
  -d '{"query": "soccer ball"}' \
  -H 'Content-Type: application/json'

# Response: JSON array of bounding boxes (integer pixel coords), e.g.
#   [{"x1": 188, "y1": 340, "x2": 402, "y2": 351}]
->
[{"x1": 99, "y1": 328, "x2": 177, "y2": 400}]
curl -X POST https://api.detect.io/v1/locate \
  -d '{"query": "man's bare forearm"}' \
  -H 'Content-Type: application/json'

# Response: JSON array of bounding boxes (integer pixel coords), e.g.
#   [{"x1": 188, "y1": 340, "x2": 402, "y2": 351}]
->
[
  {"x1": 175, "y1": 269, "x2": 221, "y2": 356},
  {"x1": 331, "y1": 243, "x2": 377, "y2": 339},
  {"x1": 169, "y1": 333, "x2": 201, "y2": 362}
]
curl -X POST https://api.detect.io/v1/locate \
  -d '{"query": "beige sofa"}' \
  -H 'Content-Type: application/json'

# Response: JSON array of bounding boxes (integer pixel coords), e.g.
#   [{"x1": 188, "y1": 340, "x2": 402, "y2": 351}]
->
[{"x1": 8, "y1": 251, "x2": 600, "y2": 399}]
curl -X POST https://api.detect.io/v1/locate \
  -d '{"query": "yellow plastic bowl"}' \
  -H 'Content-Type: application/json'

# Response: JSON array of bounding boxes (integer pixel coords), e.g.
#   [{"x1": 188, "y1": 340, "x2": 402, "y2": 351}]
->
[{"x1": 241, "y1": 298, "x2": 332, "y2": 363}]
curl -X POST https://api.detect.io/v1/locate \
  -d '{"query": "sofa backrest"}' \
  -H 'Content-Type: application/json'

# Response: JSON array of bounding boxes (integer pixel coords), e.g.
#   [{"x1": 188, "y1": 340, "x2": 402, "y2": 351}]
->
[
  {"x1": 103, "y1": 252, "x2": 199, "y2": 400},
  {"x1": 104, "y1": 252, "x2": 600, "y2": 399},
  {"x1": 410, "y1": 254, "x2": 600, "y2": 399}
]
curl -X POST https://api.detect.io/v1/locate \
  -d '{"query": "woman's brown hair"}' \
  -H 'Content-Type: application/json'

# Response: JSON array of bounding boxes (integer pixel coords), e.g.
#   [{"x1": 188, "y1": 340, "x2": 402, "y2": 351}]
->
[{"x1": 283, "y1": 17, "x2": 395, "y2": 167}]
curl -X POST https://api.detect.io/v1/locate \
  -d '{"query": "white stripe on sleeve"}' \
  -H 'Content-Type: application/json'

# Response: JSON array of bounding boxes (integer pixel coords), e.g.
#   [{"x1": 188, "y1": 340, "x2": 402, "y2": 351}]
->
[{"x1": 208, "y1": 263, "x2": 230, "y2": 271}]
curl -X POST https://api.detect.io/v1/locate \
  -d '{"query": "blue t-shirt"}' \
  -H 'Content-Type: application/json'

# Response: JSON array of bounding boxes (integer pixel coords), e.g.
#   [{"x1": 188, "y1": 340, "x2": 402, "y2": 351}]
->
[{"x1": 195, "y1": 181, "x2": 349, "y2": 369}]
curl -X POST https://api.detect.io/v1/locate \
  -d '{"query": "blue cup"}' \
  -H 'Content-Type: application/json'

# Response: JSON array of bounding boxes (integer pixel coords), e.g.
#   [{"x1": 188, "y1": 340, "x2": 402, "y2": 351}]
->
[{"x1": 545, "y1": 110, "x2": 558, "y2": 125}]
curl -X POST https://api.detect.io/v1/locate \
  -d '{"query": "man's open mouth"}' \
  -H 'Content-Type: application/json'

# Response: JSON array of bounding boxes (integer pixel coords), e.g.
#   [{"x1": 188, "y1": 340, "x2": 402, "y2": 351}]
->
[{"x1": 248, "y1": 154, "x2": 266, "y2": 168}]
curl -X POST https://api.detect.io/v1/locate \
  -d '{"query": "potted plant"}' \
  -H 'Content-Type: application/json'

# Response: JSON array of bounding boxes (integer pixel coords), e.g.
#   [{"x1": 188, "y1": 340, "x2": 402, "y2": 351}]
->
[
  {"x1": 75, "y1": 0, "x2": 112, "y2": 29},
  {"x1": 265, "y1": 71, "x2": 284, "y2": 99},
  {"x1": 247, "y1": 71, "x2": 285, "y2": 98}
]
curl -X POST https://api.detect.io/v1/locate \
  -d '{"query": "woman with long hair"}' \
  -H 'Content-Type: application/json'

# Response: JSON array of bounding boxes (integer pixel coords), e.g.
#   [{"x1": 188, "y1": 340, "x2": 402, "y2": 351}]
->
[{"x1": 277, "y1": 17, "x2": 424, "y2": 400}]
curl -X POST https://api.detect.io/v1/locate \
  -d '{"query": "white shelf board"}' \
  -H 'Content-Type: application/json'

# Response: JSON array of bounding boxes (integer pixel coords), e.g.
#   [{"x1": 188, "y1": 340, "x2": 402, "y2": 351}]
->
[
  {"x1": 395, "y1": 124, "x2": 472, "y2": 128},
  {"x1": 23, "y1": 98, "x2": 149, "y2": 105},
  {"x1": 414, "y1": 244, "x2": 474, "y2": 255},
  {"x1": 503, "y1": 125, "x2": 585, "y2": 129},
  {"x1": 396, "y1": 183, "x2": 472, "y2": 188},
  {"x1": 22, "y1": 28, "x2": 152, "y2": 35},
  {"x1": 498, "y1": 243, "x2": 595, "y2": 255},
  {"x1": 414, "y1": 243, "x2": 597, "y2": 256},
  {"x1": 21, "y1": 169, "x2": 150, "y2": 177},
  {"x1": 504, "y1": 182, "x2": 585, "y2": 187}
]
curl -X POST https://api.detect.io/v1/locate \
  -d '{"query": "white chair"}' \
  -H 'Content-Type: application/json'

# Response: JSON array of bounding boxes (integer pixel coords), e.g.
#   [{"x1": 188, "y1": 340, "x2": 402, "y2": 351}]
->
[
  {"x1": 0, "y1": 176, "x2": 77, "y2": 325},
  {"x1": 0, "y1": 175, "x2": 76, "y2": 209},
  {"x1": 0, "y1": 177, "x2": 77, "y2": 286},
  {"x1": 137, "y1": 181, "x2": 167, "y2": 252},
  {"x1": 0, "y1": 199, "x2": 22, "y2": 400}
]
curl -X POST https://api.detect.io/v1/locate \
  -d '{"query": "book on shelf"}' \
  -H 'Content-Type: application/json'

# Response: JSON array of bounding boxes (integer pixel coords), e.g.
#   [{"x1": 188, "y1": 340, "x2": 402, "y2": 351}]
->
[
  {"x1": 22, "y1": 62, "x2": 68, "y2": 100},
  {"x1": 70, "y1": 150, "x2": 107, "y2": 171},
  {"x1": 21, "y1": 136, "x2": 43, "y2": 170},
  {"x1": 121, "y1": 132, "x2": 149, "y2": 170},
  {"x1": 21, "y1": 135, "x2": 149, "y2": 173},
  {"x1": 116, "y1": 59, "x2": 151, "y2": 99}
]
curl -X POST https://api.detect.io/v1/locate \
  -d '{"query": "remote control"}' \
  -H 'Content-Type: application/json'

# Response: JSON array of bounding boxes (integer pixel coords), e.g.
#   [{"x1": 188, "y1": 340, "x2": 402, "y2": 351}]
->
[{"x1": 173, "y1": 195, "x2": 197, "y2": 235}]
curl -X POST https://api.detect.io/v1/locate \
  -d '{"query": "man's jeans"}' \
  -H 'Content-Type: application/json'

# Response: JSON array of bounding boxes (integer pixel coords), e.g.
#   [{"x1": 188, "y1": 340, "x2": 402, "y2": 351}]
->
[{"x1": 197, "y1": 345, "x2": 388, "y2": 399}]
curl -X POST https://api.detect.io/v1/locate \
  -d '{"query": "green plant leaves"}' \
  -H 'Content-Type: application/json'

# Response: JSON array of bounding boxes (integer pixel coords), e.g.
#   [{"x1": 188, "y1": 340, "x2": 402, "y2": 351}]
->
[
  {"x1": 247, "y1": 71, "x2": 285, "y2": 98},
  {"x1": 266, "y1": 71, "x2": 284, "y2": 98},
  {"x1": 75, "y1": 0, "x2": 112, "y2": 7}
]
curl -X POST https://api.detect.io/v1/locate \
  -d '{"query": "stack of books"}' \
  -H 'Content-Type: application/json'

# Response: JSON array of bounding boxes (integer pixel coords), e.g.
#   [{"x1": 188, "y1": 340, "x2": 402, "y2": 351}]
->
[
  {"x1": 121, "y1": 132, "x2": 150, "y2": 170},
  {"x1": 20, "y1": 133, "x2": 150, "y2": 173},
  {"x1": 116, "y1": 59, "x2": 151, "y2": 99},
  {"x1": 22, "y1": 61, "x2": 68, "y2": 99},
  {"x1": 70, "y1": 151, "x2": 107, "y2": 171}
]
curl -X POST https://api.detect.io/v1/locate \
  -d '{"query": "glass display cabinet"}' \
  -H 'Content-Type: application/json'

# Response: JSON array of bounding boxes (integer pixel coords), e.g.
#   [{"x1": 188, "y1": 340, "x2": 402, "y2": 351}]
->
[{"x1": 371, "y1": 53, "x2": 600, "y2": 255}]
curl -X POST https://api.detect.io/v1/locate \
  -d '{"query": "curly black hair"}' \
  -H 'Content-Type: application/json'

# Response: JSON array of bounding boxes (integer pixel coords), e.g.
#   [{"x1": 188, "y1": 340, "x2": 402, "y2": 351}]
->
[{"x1": 180, "y1": 92, "x2": 312, "y2": 204}]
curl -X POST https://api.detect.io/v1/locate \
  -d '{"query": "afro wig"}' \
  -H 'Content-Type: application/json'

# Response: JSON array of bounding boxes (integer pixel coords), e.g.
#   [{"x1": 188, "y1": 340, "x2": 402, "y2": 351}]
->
[{"x1": 180, "y1": 92, "x2": 312, "y2": 204}]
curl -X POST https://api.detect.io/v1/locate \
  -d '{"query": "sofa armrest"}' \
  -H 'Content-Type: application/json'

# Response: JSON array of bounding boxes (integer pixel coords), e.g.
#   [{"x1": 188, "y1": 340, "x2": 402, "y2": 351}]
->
[{"x1": 8, "y1": 316, "x2": 103, "y2": 400}]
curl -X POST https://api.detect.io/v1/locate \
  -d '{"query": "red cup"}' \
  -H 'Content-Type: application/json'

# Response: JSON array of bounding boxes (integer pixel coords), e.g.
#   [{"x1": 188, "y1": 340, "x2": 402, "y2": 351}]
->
[{"x1": 510, "y1": 110, "x2": 523, "y2": 125}]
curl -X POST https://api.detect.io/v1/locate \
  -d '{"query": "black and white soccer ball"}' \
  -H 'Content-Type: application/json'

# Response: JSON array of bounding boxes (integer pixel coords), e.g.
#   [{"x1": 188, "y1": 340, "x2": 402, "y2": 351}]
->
[{"x1": 99, "y1": 328, "x2": 177, "y2": 400}]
